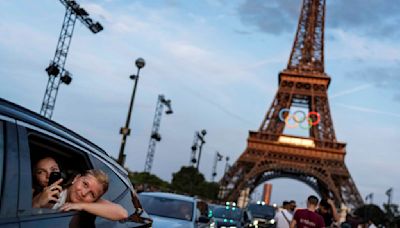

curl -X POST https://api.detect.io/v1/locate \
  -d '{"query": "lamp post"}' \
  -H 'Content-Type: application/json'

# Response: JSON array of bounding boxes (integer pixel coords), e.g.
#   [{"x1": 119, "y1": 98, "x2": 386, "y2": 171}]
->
[
  {"x1": 386, "y1": 187, "x2": 393, "y2": 205},
  {"x1": 195, "y1": 129, "x2": 207, "y2": 170},
  {"x1": 211, "y1": 151, "x2": 223, "y2": 182},
  {"x1": 117, "y1": 57, "x2": 145, "y2": 166}
]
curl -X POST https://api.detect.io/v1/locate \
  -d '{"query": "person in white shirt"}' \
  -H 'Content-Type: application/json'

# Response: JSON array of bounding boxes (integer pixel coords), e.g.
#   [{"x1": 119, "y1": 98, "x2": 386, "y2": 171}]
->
[{"x1": 274, "y1": 201, "x2": 293, "y2": 228}]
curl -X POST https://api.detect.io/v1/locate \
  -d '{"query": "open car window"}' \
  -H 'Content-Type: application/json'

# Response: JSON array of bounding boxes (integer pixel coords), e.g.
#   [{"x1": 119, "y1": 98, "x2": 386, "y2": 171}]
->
[{"x1": 23, "y1": 131, "x2": 92, "y2": 215}]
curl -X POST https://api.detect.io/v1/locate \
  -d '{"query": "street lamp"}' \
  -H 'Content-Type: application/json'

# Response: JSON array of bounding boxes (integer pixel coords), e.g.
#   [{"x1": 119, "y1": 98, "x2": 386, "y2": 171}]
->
[
  {"x1": 195, "y1": 129, "x2": 207, "y2": 170},
  {"x1": 117, "y1": 57, "x2": 145, "y2": 166}
]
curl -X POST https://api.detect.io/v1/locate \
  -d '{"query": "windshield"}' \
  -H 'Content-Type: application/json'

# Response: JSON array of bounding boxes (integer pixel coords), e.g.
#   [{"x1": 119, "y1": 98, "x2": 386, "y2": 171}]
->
[
  {"x1": 213, "y1": 207, "x2": 242, "y2": 221},
  {"x1": 139, "y1": 194, "x2": 194, "y2": 221},
  {"x1": 248, "y1": 204, "x2": 275, "y2": 218}
]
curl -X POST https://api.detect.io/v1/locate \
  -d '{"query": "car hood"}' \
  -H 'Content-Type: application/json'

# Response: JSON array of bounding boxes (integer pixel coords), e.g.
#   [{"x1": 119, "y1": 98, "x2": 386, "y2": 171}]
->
[{"x1": 151, "y1": 215, "x2": 194, "y2": 228}]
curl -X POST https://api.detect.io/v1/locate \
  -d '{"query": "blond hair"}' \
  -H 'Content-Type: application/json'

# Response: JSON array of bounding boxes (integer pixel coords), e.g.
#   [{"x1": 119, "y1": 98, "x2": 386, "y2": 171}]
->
[{"x1": 84, "y1": 169, "x2": 109, "y2": 194}]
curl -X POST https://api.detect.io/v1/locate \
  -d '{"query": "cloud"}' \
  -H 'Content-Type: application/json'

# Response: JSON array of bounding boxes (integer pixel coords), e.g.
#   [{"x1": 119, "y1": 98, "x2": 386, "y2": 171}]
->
[
  {"x1": 333, "y1": 102, "x2": 400, "y2": 118},
  {"x1": 327, "y1": 29, "x2": 400, "y2": 62},
  {"x1": 349, "y1": 66, "x2": 400, "y2": 101},
  {"x1": 330, "y1": 84, "x2": 372, "y2": 99},
  {"x1": 237, "y1": 0, "x2": 400, "y2": 40},
  {"x1": 237, "y1": 0, "x2": 299, "y2": 35},
  {"x1": 328, "y1": 0, "x2": 400, "y2": 39}
]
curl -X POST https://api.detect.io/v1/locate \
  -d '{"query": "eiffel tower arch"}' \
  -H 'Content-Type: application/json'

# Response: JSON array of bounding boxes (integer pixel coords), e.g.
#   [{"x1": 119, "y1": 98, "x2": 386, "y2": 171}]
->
[{"x1": 219, "y1": 0, "x2": 363, "y2": 209}]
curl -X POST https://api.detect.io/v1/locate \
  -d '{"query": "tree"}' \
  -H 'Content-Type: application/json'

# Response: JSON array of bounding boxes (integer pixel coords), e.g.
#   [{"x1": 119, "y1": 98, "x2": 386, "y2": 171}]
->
[
  {"x1": 129, "y1": 171, "x2": 170, "y2": 192},
  {"x1": 171, "y1": 166, "x2": 205, "y2": 195},
  {"x1": 198, "y1": 181, "x2": 220, "y2": 201},
  {"x1": 171, "y1": 166, "x2": 220, "y2": 200},
  {"x1": 383, "y1": 203, "x2": 400, "y2": 227}
]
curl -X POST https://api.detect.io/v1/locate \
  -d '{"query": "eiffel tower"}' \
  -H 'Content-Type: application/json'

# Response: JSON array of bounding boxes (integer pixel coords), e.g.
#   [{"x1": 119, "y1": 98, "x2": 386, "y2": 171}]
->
[{"x1": 219, "y1": 0, "x2": 363, "y2": 208}]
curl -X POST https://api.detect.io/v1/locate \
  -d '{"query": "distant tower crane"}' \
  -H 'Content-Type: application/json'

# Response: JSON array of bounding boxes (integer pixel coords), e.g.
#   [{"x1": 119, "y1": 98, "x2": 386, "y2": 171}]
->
[
  {"x1": 211, "y1": 151, "x2": 223, "y2": 182},
  {"x1": 189, "y1": 132, "x2": 199, "y2": 166},
  {"x1": 224, "y1": 156, "x2": 230, "y2": 174},
  {"x1": 40, "y1": 0, "x2": 103, "y2": 119},
  {"x1": 144, "y1": 95, "x2": 173, "y2": 173},
  {"x1": 189, "y1": 129, "x2": 207, "y2": 170}
]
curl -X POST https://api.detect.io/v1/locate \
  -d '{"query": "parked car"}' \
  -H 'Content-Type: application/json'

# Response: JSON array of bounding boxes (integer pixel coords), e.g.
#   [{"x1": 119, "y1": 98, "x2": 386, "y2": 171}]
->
[
  {"x1": 139, "y1": 192, "x2": 209, "y2": 228},
  {"x1": 247, "y1": 202, "x2": 276, "y2": 227},
  {"x1": 207, "y1": 203, "x2": 253, "y2": 228},
  {"x1": 0, "y1": 98, "x2": 152, "y2": 227}
]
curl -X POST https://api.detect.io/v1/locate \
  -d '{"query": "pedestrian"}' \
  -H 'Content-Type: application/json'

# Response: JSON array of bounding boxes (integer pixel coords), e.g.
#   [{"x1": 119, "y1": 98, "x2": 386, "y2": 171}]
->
[
  {"x1": 290, "y1": 195, "x2": 325, "y2": 228},
  {"x1": 275, "y1": 201, "x2": 293, "y2": 228},
  {"x1": 289, "y1": 200, "x2": 297, "y2": 214},
  {"x1": 317, "y1": 198, "x2": 340, "y2": 227}
]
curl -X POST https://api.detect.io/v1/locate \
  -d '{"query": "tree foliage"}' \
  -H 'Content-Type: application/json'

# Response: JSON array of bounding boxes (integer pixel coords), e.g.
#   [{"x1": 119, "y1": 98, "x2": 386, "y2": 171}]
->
[
  {"x1": 129, "y1": 171, "x2": 170, "y2": 192},
  {"x1": 127, "y1": 166, "x2": 220, "y2": 201},
  {"x1": 171, "y1": 166, "x2": 220, "y2": 200}
]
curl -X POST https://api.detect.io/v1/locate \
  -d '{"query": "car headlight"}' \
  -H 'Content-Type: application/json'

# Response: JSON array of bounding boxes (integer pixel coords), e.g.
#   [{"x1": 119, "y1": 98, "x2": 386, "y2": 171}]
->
[
  {"x1": 269, "y1": 219, "x2": 276, "y2": 224},
  {"x1": 210, "y1": 222, "x2": 216, "y2": 228},
  {"x1": 253, "y1": 220, "x2": 259, "y2": 225}
]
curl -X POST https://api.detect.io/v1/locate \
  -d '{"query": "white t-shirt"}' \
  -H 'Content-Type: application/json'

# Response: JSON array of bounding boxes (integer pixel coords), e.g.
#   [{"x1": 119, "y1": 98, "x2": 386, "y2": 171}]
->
[
  {"x1": 274, "y1": 209, "x2": 293, "y2": 228},
  {"x1": 52, "y1": 189, "x2": 68, "y2": 210}
]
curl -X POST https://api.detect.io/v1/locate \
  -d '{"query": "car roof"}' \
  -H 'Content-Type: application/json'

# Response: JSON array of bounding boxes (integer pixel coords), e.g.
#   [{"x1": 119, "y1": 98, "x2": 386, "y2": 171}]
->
[
  {"x1": 0, "y1": 98, "x2": 126, "y2": 175},
  {"x1": 140, "y1": 192, "x2": 196, "y2": 202}
]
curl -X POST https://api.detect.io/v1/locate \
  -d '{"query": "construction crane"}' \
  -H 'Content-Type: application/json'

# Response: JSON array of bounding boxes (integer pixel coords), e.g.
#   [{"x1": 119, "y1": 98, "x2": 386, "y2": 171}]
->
[
  {"x1": 211, "y1": 151, "x2": 223, "y2": 182},
  {"x1": 40, "y1": 0, "x2": 103, "y2": 119},
  {"x1": 144, "y1": 95, "x2": 173, "y2": 173}
]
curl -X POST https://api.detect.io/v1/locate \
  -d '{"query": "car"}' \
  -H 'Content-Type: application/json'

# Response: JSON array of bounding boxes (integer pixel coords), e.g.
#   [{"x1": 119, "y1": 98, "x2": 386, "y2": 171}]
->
[
  {"x1": 207, "y1": 202, "x2": 253, "y2": 228},
  {"x1": 138, "y1": 192, "x2": 209, "y2": 228},
  {"x1": 0, "y1": 98, "x2": 152, "y2": 227},
  {"x1": 247, "y1": 202, "x2": 276, "y2": 227}
]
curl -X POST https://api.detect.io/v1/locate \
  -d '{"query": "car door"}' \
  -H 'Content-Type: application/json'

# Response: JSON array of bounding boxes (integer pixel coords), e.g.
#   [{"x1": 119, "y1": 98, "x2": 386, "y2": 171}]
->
[
  {"x1": 17, "y1": 122, "x2": 104, "y2": 228},
  {"x1": 0, "y1": 119, "x2": 20, "y2": 228}
]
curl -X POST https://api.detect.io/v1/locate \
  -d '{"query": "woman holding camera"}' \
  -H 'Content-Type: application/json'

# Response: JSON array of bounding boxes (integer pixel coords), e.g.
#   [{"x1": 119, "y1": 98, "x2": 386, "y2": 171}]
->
[{"x1": 32, "y1": 156, "x2": 63, "y2": 208}]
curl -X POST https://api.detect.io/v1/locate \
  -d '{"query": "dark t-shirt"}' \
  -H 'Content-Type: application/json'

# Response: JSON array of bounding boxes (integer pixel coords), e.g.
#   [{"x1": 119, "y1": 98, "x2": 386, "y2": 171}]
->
[
  {"x1": 317, "y1": 210, "x2": 333, "y2": 226},
  {"x1": 293, "y1": 209, "x2": 325, "y2": 228}
]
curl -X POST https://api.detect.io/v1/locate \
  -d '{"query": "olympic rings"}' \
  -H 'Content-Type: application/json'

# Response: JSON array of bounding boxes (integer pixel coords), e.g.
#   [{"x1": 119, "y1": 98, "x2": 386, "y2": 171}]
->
[{"x1": 278, "y1": 108, "x2": 321, "y2": 129}]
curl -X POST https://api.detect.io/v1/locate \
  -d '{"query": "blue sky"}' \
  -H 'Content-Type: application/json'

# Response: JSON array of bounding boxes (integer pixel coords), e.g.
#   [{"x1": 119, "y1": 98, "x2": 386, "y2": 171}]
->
[{"x1": 1, "y1": 0, "x2": 399, "y2": 208}]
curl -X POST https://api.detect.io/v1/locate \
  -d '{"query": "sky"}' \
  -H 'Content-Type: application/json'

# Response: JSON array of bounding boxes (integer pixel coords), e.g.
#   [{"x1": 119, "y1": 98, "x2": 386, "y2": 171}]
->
[{"x1": 0, "y1": 0, "x2": 399, "y2": 209}]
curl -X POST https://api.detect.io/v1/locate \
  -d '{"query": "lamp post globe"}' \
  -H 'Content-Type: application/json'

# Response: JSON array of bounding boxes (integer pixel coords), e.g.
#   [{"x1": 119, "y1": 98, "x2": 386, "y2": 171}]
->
[{"x1": 135, "y1": 58, "x2": 146, "y2": 69}]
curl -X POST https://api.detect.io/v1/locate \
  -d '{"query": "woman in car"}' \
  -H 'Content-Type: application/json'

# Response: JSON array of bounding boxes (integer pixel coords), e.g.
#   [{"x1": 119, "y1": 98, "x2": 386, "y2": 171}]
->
[
  {"x1": 32, "y1": 158, "x2": 128, "y2": 221},
  {"x1": 32, "y1": 156, "x2": 62, "y2": 208}
]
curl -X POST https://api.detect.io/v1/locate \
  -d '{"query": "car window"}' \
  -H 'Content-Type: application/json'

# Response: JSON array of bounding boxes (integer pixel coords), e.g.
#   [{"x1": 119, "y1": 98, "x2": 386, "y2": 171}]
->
[
  {"x1": 248, "y1": 204, "x2": 275, "y2": 218},
  {"x1": 0, "y1": 121, "x2": 4, "y2": 199},
  {"x1": 139, "y1": 194, "x2": 194, "y2": 221},
  {"x1": 25, "y1": 132, "x2": 92, "y2": 214},
  {"x1": 89, "y1": 155, "x2": 128, "y2": 201}
]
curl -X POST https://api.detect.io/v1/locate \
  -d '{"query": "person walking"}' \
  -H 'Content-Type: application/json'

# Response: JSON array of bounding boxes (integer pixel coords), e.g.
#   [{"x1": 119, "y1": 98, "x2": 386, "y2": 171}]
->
[
  {"x1": 290, "y1": 195, "x2": 325, "y2": 228},
  {"x1": 275, "y1": 201, "x2": 293, "y2": 228}
]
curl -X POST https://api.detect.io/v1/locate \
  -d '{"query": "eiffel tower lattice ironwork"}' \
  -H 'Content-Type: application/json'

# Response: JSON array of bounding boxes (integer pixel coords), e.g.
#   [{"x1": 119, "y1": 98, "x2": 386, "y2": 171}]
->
[{"x1": 219, "y1": 0, "x2": 363, "y2": 209}]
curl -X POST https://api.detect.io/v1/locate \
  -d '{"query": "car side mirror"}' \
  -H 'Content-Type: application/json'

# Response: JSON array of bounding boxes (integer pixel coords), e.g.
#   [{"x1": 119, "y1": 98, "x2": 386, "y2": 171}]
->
[{"x1": 198, "y1": 216, "x2": 210, "y2": 223}]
